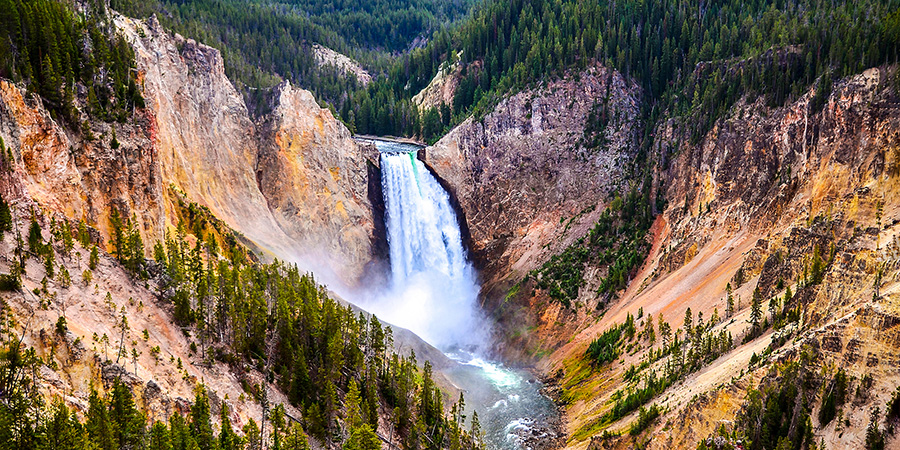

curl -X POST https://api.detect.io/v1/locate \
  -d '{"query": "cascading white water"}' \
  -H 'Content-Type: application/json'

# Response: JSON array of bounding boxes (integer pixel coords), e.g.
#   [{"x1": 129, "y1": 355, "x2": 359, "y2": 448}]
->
[
  {"x1": 374, "y1": 142, "x2": 487, "y2": 350},
  {"x1": 382, "y1": 150, "x2": 469, "y2": 288},
  {"x1": 365, "y1": 139, "x2": 558, "y2": 450}
]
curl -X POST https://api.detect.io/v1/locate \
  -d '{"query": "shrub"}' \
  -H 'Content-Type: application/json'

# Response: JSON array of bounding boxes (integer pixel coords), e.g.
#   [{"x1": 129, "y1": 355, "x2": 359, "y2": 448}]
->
[
  {"x1": 0, "y1": 273, "x2": 20, "y2": 291},
  {"x1": 818, "y1": 369, "x2": 848, "y2": 426},
  {"x1": 629, "y1": 404, "x2": 662, "y2": 435},
  {"x1": 886, "y1": 387, "x2": 900, "y2": 423},
  {"x1": 587, "y1": 324, "x2": 623, "y2": 365}
]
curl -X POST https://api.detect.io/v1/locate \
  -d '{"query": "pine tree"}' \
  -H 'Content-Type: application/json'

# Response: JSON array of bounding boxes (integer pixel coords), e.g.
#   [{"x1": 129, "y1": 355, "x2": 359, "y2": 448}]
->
[
  {"x1": 470, "y1": 411, "x2": 484, "y2": 449},
  {"x1": 44, "y1": 249, "x2": 55, "y2": 279},
  {"x1": 0, "y1": 195, "x2": 12, "y2": 238},
  {"x1": 89, "y1": 245, "x2": 99, "y2": 270},
  {"x1": 422, "y1": 107, "x2": 442, "y2": 142},
  {"x1": 283, "y1": 422, "x2": 310, "y2": 450},
  {"x1": 110, "y1": 128, "x2": 120, "y2": 150},
  {"x1": 148, "y1": 421, "x2": 172, "y2": 450},
  {"x1": 125, "y1": 214, "x2": 144, "y2": 272},
  {"x1": 154, "y1": 241, "x2": 167, "y2": 267},
  {"x1": 768, "y1": 296, "x2": 779, "y2": 323},
  {"x1": 41, "y1": 399, "x2": 84, "y2": 450},
  {"x1": 110, "y1": 208, "x2": 125, "y2": 262},
  {"x1": 28, "y1": 217, "x2": 43, "y2": 255},
  {"x1": 725, "y1": 283, "x2": 734, "y2": 318},
  {"x1": 60, "y1": 221, "x2": 74, "y2": 254},
  {"x1": 644, "y1": 316, "x2": 656, "y2": 344},
  {"x1": 345, "y1": 378, "x2": 364, "y2": 429},
  {"x1": 243, "y1": 419, "x2": 262, "y2": 450},
  {"x1": 658, "y1": 314, "x2": 671, "y2": 348},
  {"x1": 190, "y1": 387, "x2": 216, "y2": 450},
  {"x1": 750, "y1": 287, "x2": 763, "y2": 332},
  {"x1": 86, "y1": 388, "x2": 115, "y2": 450},
  {"x1": 682, "y1": 308, "x2": 693, "y2": 342},
  {"x1": 304, "y1": 403, "x2": 326, "y2": 441},
  {"x1": 169, "y1": 412, "x2": 195, "y2": 450},
  {"x1": 290, "y1": 349, "x2": 312, "y2": 406},
  {"x1": 108, "y1": 380, "x2": 145, "y2": 449},
  {"x1": 343, "y1": 424, "x2": 380, "y2": 450},
  {"x1": 219, "y1": 403, "x2": 239, "y2": 450},
  {"x1": 77, "y1": 221, "x2": 90, "y2": 248},
  {"x1": 866, "y1": 408, "x2": 885, "y2": 450},
  {"x1": 271, "y1": 404, "x2": 286, "y2": 450}
]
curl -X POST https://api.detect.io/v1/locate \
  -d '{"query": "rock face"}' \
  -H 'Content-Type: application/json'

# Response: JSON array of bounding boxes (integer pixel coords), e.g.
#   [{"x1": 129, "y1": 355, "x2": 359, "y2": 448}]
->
[
  {"x1": 0, "y1": 14, "x2": 381, "y2": 286},
  {"x1": 258, "y1": 81, "x2": 381, "y2": 281},
  {"x1": 121, "y1": 15, "x2": 296, "y2": 255},
  {"x1": 655, "y1": 67, "x2": 898, "y2": 302},
  {"x1": 0, "y1": 79, "x2": 164, "y2": 246},
  {"x1": 421, "y1": 60, "x2": 900, "y2": 448},
  {"x1": 411, "y1": 59, "x2": 464, "y2": 112},
  {"x1": 0, "y1": 80, "x2": 83, "y2": 214},
  {"x1": 663, "y1": 68, "x2": 893, "y2": 246},
  {"x1": 541, "y1": 67, "x2": 900, "y2": 449},
  {"x1": 126, "y1": 15, "x2": 383, "y2": 284},
  {"x1": 312, "y1": 44, "x2": 372, "y2": 86},
  {"x1": 422, "y1": 65, "x2": 642, "y2": 299}
]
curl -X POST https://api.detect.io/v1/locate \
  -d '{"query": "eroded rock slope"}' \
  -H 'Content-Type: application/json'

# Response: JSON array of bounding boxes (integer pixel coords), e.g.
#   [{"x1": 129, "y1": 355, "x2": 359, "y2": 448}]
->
[
  {"x1": 424, "y1": 60, "x2": 900, "y2": 448},
  {"x1": 423, "y1": 65, "x2": 642, "y2": 299},
  {"x1": 0, "y1": 13, "x2": 382, "y2": 287}
]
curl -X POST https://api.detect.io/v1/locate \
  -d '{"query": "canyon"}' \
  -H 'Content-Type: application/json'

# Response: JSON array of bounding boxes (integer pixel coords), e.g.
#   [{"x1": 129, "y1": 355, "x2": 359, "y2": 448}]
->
[
  {"x1": 2, "y1": 4, "x2": 900, "y2": 450},
  {"x1": 1, "y1": 12, "x2": 383, "y2": 289},
  {"x1": 0, "y1": 9, "x2": 391, "y2": 441}
]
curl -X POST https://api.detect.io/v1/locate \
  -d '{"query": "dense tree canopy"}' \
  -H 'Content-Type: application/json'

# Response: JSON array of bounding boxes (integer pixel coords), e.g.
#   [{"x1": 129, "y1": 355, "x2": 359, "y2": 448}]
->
[
  {"x1": 397, "y1": 0, "x2": 900, "y2": 139},
  {"x1": 0, "y1": 0, "x2": 144, "y2": 124},
  {"x1": 334, "y1": 0, "x2": 900, "y2": 139},
  {"x1": 110, "y1": 0, "x2": 473, "y2": 130},
  {"x1": 4, "y1": 0, "x2": 900, "y2": 142}
]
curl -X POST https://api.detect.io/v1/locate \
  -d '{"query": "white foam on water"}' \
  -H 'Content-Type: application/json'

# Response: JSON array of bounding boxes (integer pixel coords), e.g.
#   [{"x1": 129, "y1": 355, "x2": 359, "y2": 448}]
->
[
  {"x1": 504, "y1": 418, "x2": 533, "y2": 445},
  {"x1": 460, "y1": 357, "x2": 521, "y2": 389},
  {"x1": 504, "y1": 418, "x2": 532, "y2": 434}
]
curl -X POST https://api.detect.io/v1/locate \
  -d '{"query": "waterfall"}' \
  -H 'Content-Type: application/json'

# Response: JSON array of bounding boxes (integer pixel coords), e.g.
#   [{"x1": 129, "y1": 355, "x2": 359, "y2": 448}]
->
[
  {"x1": 370, "y1": 141, "x2": 486, "y2": 350},
  {"x1": 362, "y1": 140, "x2": 558, "y2": 450}
]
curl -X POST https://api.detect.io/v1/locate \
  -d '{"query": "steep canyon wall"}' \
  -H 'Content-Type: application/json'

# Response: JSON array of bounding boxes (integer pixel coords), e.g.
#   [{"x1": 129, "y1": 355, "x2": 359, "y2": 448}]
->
[{"x1": 0, "y1": 13, "x2": 381, "y2": 286}]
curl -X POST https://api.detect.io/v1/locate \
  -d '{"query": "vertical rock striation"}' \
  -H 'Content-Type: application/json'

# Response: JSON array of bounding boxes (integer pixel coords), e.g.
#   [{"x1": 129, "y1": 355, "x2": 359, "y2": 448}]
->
[
  {"x1": 120, "y1": 13, "x2": 382, "y2": 284},
  {"x1": 0, "y1": 79, "x2": 164, "y2": 246},
  {"x1": 257, "y1": 81, "x2": 380, "y2": 282},
  {"x1": 121, "y1": 14, "x2": 293, "y2": 255}
]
